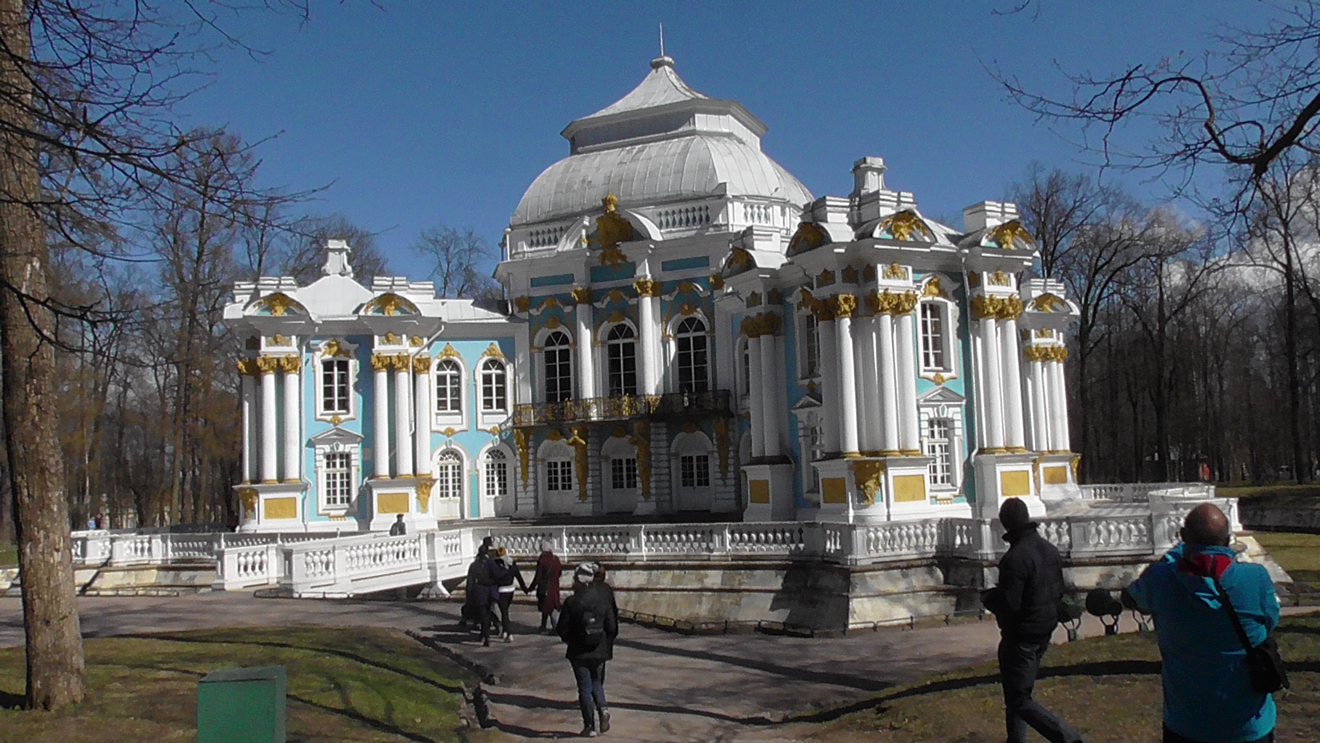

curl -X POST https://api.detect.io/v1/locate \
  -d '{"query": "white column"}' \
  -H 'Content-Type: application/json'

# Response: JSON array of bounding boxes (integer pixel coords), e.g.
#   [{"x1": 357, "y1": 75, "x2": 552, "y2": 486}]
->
[
  {"x1": 857, "y1": 315, "x2": 881, "y2": 454},
  {"x1": 714, "y1": 305, "x2": 734, "y2": 393},
  {"x1": 259, "y1": 358, "x2": 278, "y2": 483},
  {"x1": 395, "y1": 360, "x2": 414, "y2": 477},
  {"x1": 1026, "y1": 350, "x2": 1050, "y2": 452},
  {"x1": 414, "y1": 357, "x2": 431, "y2": 478},
  {"x1": 282, "y1": 358, "x2": 301, "y2": 483},
  {"x1": 373, "y1": 356, "x2": 391, "y2": 478},
  {"x1": 760, "y1": 324, "x2": 781, "y2": 457},
  {"x1": 575, "y1": 296, "x2": 596, "y2": 399},
  {"x1": 1049, "y1": 354, "x2": 1072, "y2": 452},
  {"x1": 835, "y1": 298, "x2": 860, "y2": 455},
  {"x1": 979, "y1": 316, "x2": 1005, "y2": 451},
  {"x1": 818, "y1": 315, "x2": 840, "y2": 454},
  {"x1": 896, "y1": 310, "x2": 921, "y2": 454},
  {"x1": 999, "y1": 316, "x2": 1026, "y2": 451},
  {"x1": 747, "y1": 333, "x2": 765, "y2": 459},
  {"x1": 240, "y1": 371, "x2": 255, "y2": 483},
  {"x1": 637, "y1": 279, "x2": 660, "y2": 395},
  {"x1": 876, "y1": 312, "x2": 901, "y2": 455}
]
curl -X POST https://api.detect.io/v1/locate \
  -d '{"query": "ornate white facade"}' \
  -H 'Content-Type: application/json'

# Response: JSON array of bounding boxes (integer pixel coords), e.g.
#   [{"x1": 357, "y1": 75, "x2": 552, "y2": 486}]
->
[{"x1": 224, "y1": 55, "x2": 1081, "y2": 532}]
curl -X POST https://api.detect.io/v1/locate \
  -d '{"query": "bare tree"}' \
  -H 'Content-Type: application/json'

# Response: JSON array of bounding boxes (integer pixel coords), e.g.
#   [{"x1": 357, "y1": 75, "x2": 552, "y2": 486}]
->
[
  {"x1": 283, "y1": 214, "x2": 390, "y2": 284},
  {"x1": 1008, "y1": 163, "x2": 1112, "y2": 277},
  {"x1": 411, "y1": 225, "x2": 498, "y2": 298}
]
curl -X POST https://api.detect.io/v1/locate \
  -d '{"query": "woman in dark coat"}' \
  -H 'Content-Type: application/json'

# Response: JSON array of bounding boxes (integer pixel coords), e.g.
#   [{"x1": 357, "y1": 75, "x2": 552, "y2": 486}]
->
[{"x1": 525, "y1": 540, "x2": 563, "y2": 632}]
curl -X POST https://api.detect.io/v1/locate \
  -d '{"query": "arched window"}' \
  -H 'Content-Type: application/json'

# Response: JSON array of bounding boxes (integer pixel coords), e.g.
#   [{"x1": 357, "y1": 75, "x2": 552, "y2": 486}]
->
[
  {"x1": 675, "y1": 317, "x2": 709, "y2": 393},
  {"x1": 483, "y1": 449, "x2": 509, "y2": 498},
  {"x1": 605, "y1": 324, "x2": 637, "y2": 397},
  {"x1": 543, "y1": 331, "x2": 573, "y2": 403},
  {"x1": 480, "y1": 359, "x2": 507, "y2": 411},
  {"x1": 436, "y1": 449, "x2": 463, "y2": 499},
  {"x1": 435, "y1": 359, "x2": 462, "y2": 413}
]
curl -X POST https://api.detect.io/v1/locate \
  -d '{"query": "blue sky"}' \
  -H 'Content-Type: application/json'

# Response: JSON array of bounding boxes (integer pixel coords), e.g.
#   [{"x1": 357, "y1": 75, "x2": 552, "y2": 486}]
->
[{"x1": 176, "y1": 2, "x2": 1268, "y2": 275}]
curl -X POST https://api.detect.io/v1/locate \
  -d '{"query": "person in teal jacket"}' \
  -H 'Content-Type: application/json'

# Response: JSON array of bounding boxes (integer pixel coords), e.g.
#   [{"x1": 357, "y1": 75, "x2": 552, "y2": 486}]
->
[{"x1": 1123, "y1": 503, "x2": 1280, "y2": 743}]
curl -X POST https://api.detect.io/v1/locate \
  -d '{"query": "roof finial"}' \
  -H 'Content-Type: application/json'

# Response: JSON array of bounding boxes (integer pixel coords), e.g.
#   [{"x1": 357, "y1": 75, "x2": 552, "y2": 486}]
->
[
  {"x1": 659, "y1": 22, "x2": 664, "y2": 57},
  {"x1": 651, "y1": 22, "x2": 673, "y2": 70}
]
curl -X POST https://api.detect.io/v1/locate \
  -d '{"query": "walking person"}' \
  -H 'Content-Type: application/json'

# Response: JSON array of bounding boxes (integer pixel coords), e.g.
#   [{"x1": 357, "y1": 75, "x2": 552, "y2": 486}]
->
[
  {"x1": 558, "y1": 562, "x2": 619, "y2": 737},
  {"x1": 389, "y1": 514, "x2": 407, "y2": 536},
  {"x1": 491, "y1": 546, "x2": 527, "y2": 643},
  {"x1": 526, "y1": 540, "x2": 563, "y2": 633},
  {"x1": 1122, "y1": 503, "x2": 1282, "y2": 743},
  {"x1": 981, "y1": 498, "x2": 1087, "y2": 743}
]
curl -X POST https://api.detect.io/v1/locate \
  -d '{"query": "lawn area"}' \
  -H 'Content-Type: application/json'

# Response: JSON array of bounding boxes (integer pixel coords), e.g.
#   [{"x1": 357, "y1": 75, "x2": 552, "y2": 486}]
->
[
  {"x1": 0, "y1": 542, "x2": 14, "y2": 567},
  {"x1": 0, "y1": 626, "x2": 491, "y2": 743},
  {"x1": 1221, "y1": 484, "x2": 1320, "y2": 504},
  {"x1": 802, "y1": 614, "x2": 1320, "y2": 743},
  {"x1": 1256, "y1": 532, "x2": 1320, "y2": 573}
]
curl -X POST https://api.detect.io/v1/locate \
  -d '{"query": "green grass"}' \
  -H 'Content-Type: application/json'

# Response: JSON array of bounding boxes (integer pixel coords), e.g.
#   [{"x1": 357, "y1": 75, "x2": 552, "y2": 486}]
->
[
  {"x1": 1256, "y1": 532, "x2": 1320, "y2": 573},
  {"x1": 0, "y1": 627, "x2": 491, "y2": 743},
  {"x1": 1220, "y1": 484, "x2": 1320, "y2": 504},
  {"x1": 803, "y1": 614, "x2": 1320, "y2": 743},
  {"x1": 0, "y1": 542, "x2": 14, "y2": 567}
]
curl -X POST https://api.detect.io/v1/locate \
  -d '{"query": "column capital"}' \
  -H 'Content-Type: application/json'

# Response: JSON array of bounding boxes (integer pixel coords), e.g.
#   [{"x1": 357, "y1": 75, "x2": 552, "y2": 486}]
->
[
  {"x1": 971, "y1": 294, "x2": 1024, "y2": 321},
  {"x1": 634, "y1": 276, "x2": 661, "y2": 297},
  {"x1": 571, "y1": 286, "x2": 593, "y2": 304},
  {"x1": 866, "y1": 289, "x2": 918, "y2": 316},
  {"x1": 1023, "y1": 345, "x2": 1048, "y2": 363},
  {"x1": 370, "y1": 353, "x2": 392, "y2": 372},
  {"x1": 830, "y1": 293, "x2": 858, "y2": 318},
  {"x1": 255, "y1": 355, "x2": 281, "y2": 375},
  {"x1": 412, "y1": 354, "x2": 432, "y2": 374},
  {"x1": 278, "y1": 356, "x2": 301, "y2": 374},
  {"x1": 740, "y1": 312, "x2": 781, "y2": 338},
  {"x1": 236, "y1": 358, "x2": 259, "y2": 376}
]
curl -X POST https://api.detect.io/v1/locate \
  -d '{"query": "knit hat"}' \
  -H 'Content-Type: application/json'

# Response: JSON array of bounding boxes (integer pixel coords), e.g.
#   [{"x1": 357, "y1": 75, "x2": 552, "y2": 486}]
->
[
  {"x1": 999, "y1": 497, "x2": 1032, "y2": 532},
  {"x1": 540, "y1": 540, "x2": 554, "y2": 553},
  {"x1": 575, "y1": 562, "x2": 599, "y2": 583}
]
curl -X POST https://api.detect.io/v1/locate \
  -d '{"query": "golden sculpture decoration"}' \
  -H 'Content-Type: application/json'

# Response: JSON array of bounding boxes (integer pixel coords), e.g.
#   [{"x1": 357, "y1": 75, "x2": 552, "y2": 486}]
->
[
  {"x1": 322, "y1": 339, "x2": 352, "y2": 358},
  {"x1": 236, "y1": 486, "x2": 259, "y2": 514},
  {"x1": 879, "y1": 210, "x2": 932, "y2": 242},
  {"x1": 812, "y1": 300, "x2": 836, "y2": 322},
  {"x1": 868, "y1": 289, "x2": 919, "y2": 316},
  {"x1": 727, "y1": 248, "x2": 753, "y2": 272},
  {"x1": 481, "y1": 342, "x2": 505, "y2": 360},
  {"x1": 416, "y1": 479, "x2": 434, "y2": 512},
  {"x1": 740, "y1": 313, "x2": 782, "y2": 338},
  {"x1": 971, "y1": 295, "x2": 1024, "y2": 321},
  {"x1": 544, "y1": 316, "x2": 562, "y2": 330},
  {"x1": 713, "y1": 417, "x2": 730, "y2": 483},
  {"x1": 988, "y1": 270, "x2": 1012, "y2": 287},
  {"x1": 328, "y1": 414, "x2": 343, "y2": 426},
  {"x1": 370, "y1": 353, "x2": 391, "y2": 372},
  {"x1": 514, "y1": 430, "x2": 530, "y2": 487},
  {"x1": 882, "y1": 262, "x2": 906, "y2": 280},
  {"x1": 677, "y1": 302, "x2": 698, "y2": 316},
  {"x1": 271, "y1": 334, "x2": 288, "y2": 346},
  {"x1": 1035, "y1": 328, "x2": 1054, "y2": 338},
  {"x1": 437, "y1": 343, "x2": 460, "y2": 360},
  {"x1": 932, "y1": 372, "x2": 946, "y2": 386},
  {"x1": 605, "y1": 309, "x2": 625, "y2": 324},
  {"x1": 633, "y1": 277, "x2": 660, "y2": 297},
  {"x1": 410, "y1": 335, "x2": 425, "y2": 347},
  {"x1": 921, "y1": 276, "x2": 947, "y2": 299},
  {"x1": 599, "y1": 246, "x2": 628, "y2": 266},
  {"x1": 513, "y1": 296, "x2": 530, "y2": 313},
  {"x1": 788, "y1": 221, "x2": 827, "y2": 254},
  {"x1": 595, "y1": 192, "x2": 635, "y2": 250},
  {"x1": 967, "y1": 271, "x2": 980, "y2": 287},
  {"x1": 816, "y1": 269, "x2": 835, "y2": 288},
  {"x1": 746, "y1": 291, "x2": 761, "y2": 308},
  {"x1": 383, "y1": 332, "x2": 402, "y2": 346},
  {"x1": 258, "y1": 293, "x2": 298, "y2": 317},
  {"x1": 988, "y1": 219, "x2": 1033, "y2": 250},
  {"x1": 830, "y1": 293, "x2": 858, "y2": 318},
  {"x1": 709, "y1": 273, "x2": 725, "y2": 290},
  {"x1": 236, "y1": 358, "x2": 258, "y2": 376},
  {"x1": 1045, "y1": 346, "x2": 1069, "y2": 362},
  {"x1": 1070, "y1": 454, "x2": 1082, "y2": 482},
  {"x1": 631, "y1": 421, "x2": 652, "y2": 500},
  {"x1": 851, "y1": 460, "x2": 886, "y2": 506},
  {"x1": 278, "y1": 356, "x2": 301, "y2": 373},
  {"x1": 568, "y1": 426, "x2": 589, "y2": 501},
  {"x1": 255, "y1": 355, "x2": 281, "y2": 375},
  {"x1": 1032, "y1": 294, "x2": 1061, "y2": 311},
  {"x1": 1023, "y1": 346, "x2": 1045, "y2": 363},
  {"x1": 364, "y1": 293, "x2": 407, "y2": 316},
  {"x1": 571, "y1": 287, "x2": 593, "y2": 304},
  {"x1": 412, "y1": 355, "x2": 431, "y2": 374}
]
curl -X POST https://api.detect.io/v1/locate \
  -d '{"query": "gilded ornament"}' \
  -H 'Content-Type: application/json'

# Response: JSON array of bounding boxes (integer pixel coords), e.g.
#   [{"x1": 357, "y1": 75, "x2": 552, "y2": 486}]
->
[
  {"x1": 599, "y1": 246, "x2": 628, "y2": 266},
  {"x1": 1022, "y1": 346, "x2": 1046, "y2": 363},
  {"x1": 788, "y1": 221, "x2": 827, "y2": 254},
  {"x1": 816, "y1": 269, "x2": 835, "y2": 288},
  {"x1": 278, "y1": 356, "x2": 301, "y2": 373},
  {"x1": 367, "y1": 293, "x2": 405, "y2": 316},
  {"x1": 933, "y1": 372, "x2": 946, "y2": 385},
  {"x1": 631, "y1": 420, "x2": 652, "y2": 500},
  {"x1": 746, "y1": 291, "x2": 761, "y2": 308},
  {"x1": 545, "y1": 316, "x2": 562, "y2": 330},
  {"x1": 882, "y1": 262, "x2": 906, "y2": 281},
  {"x1": 416, "y1": 479, "x2": 434, "y2": 512},
  {"x1": 1070, "y1": 454, "x2": 1081, "y2": 482},
  {"x1": 967, "y1": 271, "x2": 980, "y2": 288},
  {"x1": 546, "y1": 429, "x2": 563, "y2": 441},
  {"x1": 513, "y1": 296, "x2": 530, "y2": 313},
  {"x1": 606, "y1": 309, "x2": 625, "y2": 324},
  {"x1": 236, "y1": 358, "x2": 258, "y2": 376},
  {"x1": 413, "y1": 355, "x2": 432, "y2": 374},
  {"x1": 481, "y1": 342, "x2": 506, "y2": 360},
  {"x1": 370, "y1": 353, "x2": 392, "y2": 372},
  {"x1": 863, "y1": 264, "x2": 876, "y2": 281},
  {"x1": 987, "y1": 219, "x2": 1033, "y2": 251},
  {"x1": 728, "y1": 249, "x2": 753, "y2": 271},
  {"x1": 611, "y1": 425, "x2": 629, "y2": 439},
  {"x1": 1035, "y1": 328, "x2": 1054, "y2": 338},
  {"x1": 596, "y1": 191, "x2": 634, "y2": 249},
  {"x1": 542, "y1": 297, "x2": 562, "y2": 309},
  {"x1": 442, "y1": 427, "x2": 457, "y2": 438},
  {"x1": 260, "y1": 293, "x2": 296, "y2": 317},
  {"x1": 869, "y1": 289, "x2": 919, "y2": 316},
  {"x1": 678, "y1": 302, "x2": 698, "y2": 316},
  {"x1": 633, "y1": 277, "x2": 659, "y2": 297},
  {"x1": 879, "y1": 210, "x2": 932, "y2": 242},
  {"x1": 768, "y1": 288, "x2": 783, "y2": 305},
  {"x1": 989, "y1": 270, "x2": 1011, "y2": 287},
  {"x1": 681, "y1": 422, "x2": 700, "y2": 434},
  {"x1": 329, "y1": 414, "x2": 343, "y2": 426},
  {"x1": 236, "y1": 487, "x2": 259, "y2": 514},
  {"x1": 271, "y1": 334, "x2": 289, "y2": 346},
  {"x1": 842, "y1": 265, "x2": 860, "y2": 284},
  {"x1": 245, "y1": 336, "x2": 260, "y2": 351},
  {"x1": 255, "y1": 355, "x2": 280, "y2": 375},
  {"x1": 851, "y1": 460, "x2": 886, "y2": 506},
  {"x1": 568, "y1": 425, "x2": 589, "y2": 501},
  {"x1": 1032, "y1": 294, "x2": 1061, "y2": 312},
  {"x1": 514, "y1": 430, "x2": 530, "y2": 487},
  {"x1": 713, "y1": 417, "x2": 730, "y2": 483},
  {"x1": 921, "y1": 276, "x2": 946, "y2": 299},
  {"x1": 571, "y1": 287, "x2": 593, "y2": 304},
  {"x1": 830, "y1": 293, "x2": 858, "y2": 318},
  {"x1": 438, "y1": 343, "x2": 461, "y2": 360},
  {"x1": 322, "y1": 339, "x2": 352, "y2": 359},
  {"x1": 709, "y1": 273, "x2": 725, "y2": 290},
  {"x1": 410, "y1": 335, "x2": 425, "y2": 347},
  {"x1": 383, "y1": 332, "x2": 402, "y2": 346}
]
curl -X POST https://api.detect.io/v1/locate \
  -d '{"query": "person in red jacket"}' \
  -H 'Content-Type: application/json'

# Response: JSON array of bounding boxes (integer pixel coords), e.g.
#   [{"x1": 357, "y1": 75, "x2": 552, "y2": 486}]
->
[{"x1": 526, "y1": 540, "x2": 563, "y2": 632}]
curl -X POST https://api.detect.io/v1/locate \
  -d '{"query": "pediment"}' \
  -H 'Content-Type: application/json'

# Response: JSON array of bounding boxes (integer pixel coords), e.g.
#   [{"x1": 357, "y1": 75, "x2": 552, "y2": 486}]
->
[
  {"x1": 791, "y1": 393, "x2": 822, "y2": 411},
  {"x1": 245, "y1": 292, "x2": 309, "y2": 318},
  {"x1": 918, "y1": 386, "x2": 965, "y2": 405},
  {"x1": 360, "y1": 292, "x2": 420, "y2": 317},
  {"x1": 309, "y1": 427, "x2": 364, "y2": 448}
]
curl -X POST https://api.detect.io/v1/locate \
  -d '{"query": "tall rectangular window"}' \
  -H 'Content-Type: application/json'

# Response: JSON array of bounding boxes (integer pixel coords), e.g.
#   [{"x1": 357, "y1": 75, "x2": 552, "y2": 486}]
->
[
  {"x1": 675, "y1": 317, "x2": 709, "y2": 393},
  {"x1": 546, "y1": 460, "x2": 573, "y2": 491},
  {"x1": 321, "y1": 358, "x2": 351, "y2": 415},
  {"x1": 435, "y1": 360, "x2": 462, "y2": 413},
  {"x1": 920, "y1": 302, "x2": 947, "y2": 370},
  {"x1": 611, "y1": 457, "x2": 639, "y2": 490},
  {"x1": 544, "y1": 332, "x2": 574, "y2": 403},
  {"x1": 484, "y1": 452, "x2": 509, "y2": 498},
  {"x1": 926, "y1": 418, "x2": 953, "y2": 487},
  {"x1": 680, "y1": 454, "x2": 710, "y2": 488},
  {"x1": 481, "y1": 360, "x2": 507, "y2": 411},
  {"x1": 802, "y1": 313, "x2": 820, "y2": 378},
  {"x1": 324, "y1": 452, "x2": 353, "y2": 507}
]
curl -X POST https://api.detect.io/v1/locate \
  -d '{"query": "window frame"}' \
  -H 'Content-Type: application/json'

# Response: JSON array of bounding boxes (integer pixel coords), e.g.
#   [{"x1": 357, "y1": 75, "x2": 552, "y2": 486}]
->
[
  {"x1": 313, "y1": 339, "x2": 358, "y2": 423},
  {"x1": 680, "y1": 454, "x2": 711, "y2": 488},
  {"x1": 917, "y1": 291, "x2": 958, "y2": 381},
  {"x1": 431, "y1": 355, "x2": 468, "y2": 432},
  {"x1": 673, "y1": 316, "x2": 710, "y2": 393},
  {"x1": 604, "y1": 322, "x2": 638, "y2": 398},
  {"x1": 312, "y1": 432, "x2": 362, "y2": 515},
  {"x1": 434, "y1": 449, "x2": 464, "y2": 500},
  {"x1": 797, "y1": 310, "x2": 820, "y2": 382},
  {"x1": 479, "y1": 358, "x2": 508, "y2": 412},
  {"x1": 482, "y1": 447, "x2": 510, "y2": 500},
  {"x1": 542, "y1": 330, "x2": 574, "y2": 403}
]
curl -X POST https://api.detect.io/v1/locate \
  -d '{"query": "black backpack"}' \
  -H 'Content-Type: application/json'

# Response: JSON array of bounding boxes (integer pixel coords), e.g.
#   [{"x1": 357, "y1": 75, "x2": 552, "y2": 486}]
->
[{"x1": 578, "y1": 603, "x2": 606, "y2": 648}]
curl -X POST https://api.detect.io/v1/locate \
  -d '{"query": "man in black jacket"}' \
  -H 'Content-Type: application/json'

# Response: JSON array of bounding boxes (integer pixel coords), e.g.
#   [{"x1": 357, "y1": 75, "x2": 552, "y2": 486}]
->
[
  {"x1": 558, "y1": 562, "x2": 619, "y2": 737},
  {"x1": 982, "y1": 497, "x2": 1087, "y2": 743}
]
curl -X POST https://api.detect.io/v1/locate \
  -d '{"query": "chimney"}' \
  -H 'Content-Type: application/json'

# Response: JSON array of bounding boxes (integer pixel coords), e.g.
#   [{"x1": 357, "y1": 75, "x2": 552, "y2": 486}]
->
[
  {"x1": 323, "y1": 239, "x2": 354, "y2": 278},
  {"x1": 851, "y1": 157, "x2": 887, "y2": 198},
  {"x1": 962, "y1": 201, "x2": 1019, "y2": 233}
]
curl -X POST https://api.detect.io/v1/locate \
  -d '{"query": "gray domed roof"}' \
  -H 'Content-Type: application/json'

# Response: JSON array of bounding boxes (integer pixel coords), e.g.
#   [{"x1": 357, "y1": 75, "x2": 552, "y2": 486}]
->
[{"x1": 511, "y1": 58, "x2": 812, "y2": 227}]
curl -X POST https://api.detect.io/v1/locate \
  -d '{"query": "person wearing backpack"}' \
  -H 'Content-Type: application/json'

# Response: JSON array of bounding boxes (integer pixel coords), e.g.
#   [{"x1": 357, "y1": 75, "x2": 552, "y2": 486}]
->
[
  {"x1": 1122, "y1": 503, "x2": 1282, "y2": 743},
  {"x1": 557, "y1": 562, "x2": 619, "y2": 737}
]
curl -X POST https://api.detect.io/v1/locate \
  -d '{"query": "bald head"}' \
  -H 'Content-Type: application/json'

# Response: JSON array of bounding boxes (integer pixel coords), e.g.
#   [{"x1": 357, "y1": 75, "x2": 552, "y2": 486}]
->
[{"x1": 1181, "y1": 503, "x2": 1231, "y2": 547}]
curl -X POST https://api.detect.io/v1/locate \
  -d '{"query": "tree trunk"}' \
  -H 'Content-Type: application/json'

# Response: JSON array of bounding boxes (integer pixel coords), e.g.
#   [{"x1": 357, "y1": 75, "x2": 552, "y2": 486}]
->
[{"x1": 0, "y1": 1, "x2": 87, "y2": 709}]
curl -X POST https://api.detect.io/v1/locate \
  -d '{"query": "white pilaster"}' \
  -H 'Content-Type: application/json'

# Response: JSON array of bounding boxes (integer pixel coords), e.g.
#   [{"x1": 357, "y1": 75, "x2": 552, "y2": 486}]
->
[
  {"x1": 760, "y1": 325, "x2": 781, "y2": 457},
  {"x1": 818, "y1": 316, "x2": 840, "y2": 454},
  {"x1": 876, "y1": 312, "x2": 900, "y2": 454},
  {"x1": 575, "y1": 297, "x2": 596, "y2": 399},
  {"x1": 281, "y1": 359, "x2": 301, "y2": 483},
  {"x1": 896, "y1": 311, "x2": 921, "y2": 454},
  {"x1": 1027, "y1": 353, "x2": 1049, "y2": 452},
  {"x1": 373, "y1": 358, "x2": 391, "y2": 478},
  {"x1": 394, "y1": 362, "x2": 413, "y2": 477},
  {"x1": 240, "y1": 372, "x2": 255, "y2": 483},
  {"x1": 1049, "y1": 356, "x2": 1071, "y2": 451},
  {"x1": 1000, "y1": 317, "x2": 1026, "y2": 451},
  {"x1": 857, "y1": 316, "x2": 881, "y2": 453},
  {"x1": 414, "y1": 358, "x2": 431, "y2": 477},
  {"x1": 836, "y1": 304, "x2": 860, "y2": 455},
  {"x1": 747, "y1": 333, "x2": 765, "y2": 459},
  {"x1": 259, "y1": 358, "x2": 278, "y2": 483},
  {"x1": 978, "y1": 317, "x2": 1005, "y2": 451}
]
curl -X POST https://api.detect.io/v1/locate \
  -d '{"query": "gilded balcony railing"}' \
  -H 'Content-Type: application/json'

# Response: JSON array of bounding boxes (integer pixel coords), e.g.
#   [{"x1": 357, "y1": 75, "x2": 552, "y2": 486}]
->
[{"x1": 512, "y1": 390, "x2": 731, "y2": 427}]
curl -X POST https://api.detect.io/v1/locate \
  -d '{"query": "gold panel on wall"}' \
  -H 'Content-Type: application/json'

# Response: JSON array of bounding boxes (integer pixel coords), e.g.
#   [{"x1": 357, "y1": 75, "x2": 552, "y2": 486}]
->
[
  {"x1": 1042, "y1": 466, "x2": 1069, "y2": 485},
  {"x1": 749, "y1": 480, "x2": 771, "y2": 504},
  {"x1": 377, "y1": 491, "x2": 410, "y2": 514},
  {"x1": 893, "y1": 475, "x2": 927, "y2": 503},
  {"x1": 264, "y1": 497, "x2": 298, "y2": 520},
  {"x1": 821, "y1": 478, "x2": 848, "y2": 504},
  {"x1": 1000, "y1": 470, "x2": 1032, "y2": 497}
]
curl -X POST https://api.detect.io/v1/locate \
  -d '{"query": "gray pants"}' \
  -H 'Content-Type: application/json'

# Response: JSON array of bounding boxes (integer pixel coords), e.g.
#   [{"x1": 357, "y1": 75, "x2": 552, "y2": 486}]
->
[{"x1": 998, "y1": 636, "x2": 1085, "y2": 743}]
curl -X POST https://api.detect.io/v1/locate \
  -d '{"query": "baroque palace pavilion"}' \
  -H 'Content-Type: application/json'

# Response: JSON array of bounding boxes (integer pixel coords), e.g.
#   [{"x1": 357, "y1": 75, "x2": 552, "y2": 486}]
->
[{"x1": 225, "y1": 55, "x2": 1081, "y2": 532}]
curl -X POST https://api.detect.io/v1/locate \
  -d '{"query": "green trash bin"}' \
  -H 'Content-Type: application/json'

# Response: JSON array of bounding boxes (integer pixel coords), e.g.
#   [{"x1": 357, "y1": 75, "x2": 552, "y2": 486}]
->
[{"x1": 197, "y1": 665, "x2": 286, "y2": 743}]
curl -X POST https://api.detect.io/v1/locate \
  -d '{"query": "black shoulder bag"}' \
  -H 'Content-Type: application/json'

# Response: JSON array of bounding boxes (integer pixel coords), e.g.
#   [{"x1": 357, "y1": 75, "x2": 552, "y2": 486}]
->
[{"x1": 1211, "y1": 576, "x2": 1289, "y2": 694}]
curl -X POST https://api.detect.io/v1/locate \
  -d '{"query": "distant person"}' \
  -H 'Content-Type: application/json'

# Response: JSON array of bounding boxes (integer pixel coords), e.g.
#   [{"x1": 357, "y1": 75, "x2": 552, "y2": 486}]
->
[
  {"x1": 491, "y1": 546, "x2": 527, "y2": 643},
  {"x1": 389, "y1": 514, "x2": 407, "y2": 536},
  {"x1": 461, "y1": 538, "x2": 497, "y2": 644},
  {"x1": 526, "y1": 540, "x2": 564, "y2": 632},
  {"x1": 94, "y1": 512, "x2": 105, "y2": 530},
  {"x1": 981, "y1": 498, "x2": 1087, "y2": 743},
  {"x1": 558, "y1": 562, "x2": 619, "y2": 738},
  {"x1": 1123, "y1": 503, "x2": 1281, "y2": 743}
]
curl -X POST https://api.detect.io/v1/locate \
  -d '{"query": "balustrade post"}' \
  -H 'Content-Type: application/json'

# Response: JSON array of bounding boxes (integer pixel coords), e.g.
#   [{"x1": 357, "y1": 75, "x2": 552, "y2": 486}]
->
[
  {"x1": 848, "y1": 523, "x2": 866, "y2": 566},
  {"x1": 976, "y1": 520, "x2": 996, "y2": 561},
  {"x1": 719, "y1": 525, "x2": 731, "y2": 557},
  {"x1": 560, "y1": 526, "x2": 570, "y2": 558},
  {"x1": 637, "y1": 525, "x2": 648, "y2": 561}
]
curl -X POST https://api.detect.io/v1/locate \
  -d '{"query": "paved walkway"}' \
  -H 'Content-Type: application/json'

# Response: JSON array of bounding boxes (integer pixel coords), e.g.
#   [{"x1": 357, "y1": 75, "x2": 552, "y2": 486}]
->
[{"x1": 5, "y1": 594, "x2": 1292, "y2": 742}]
